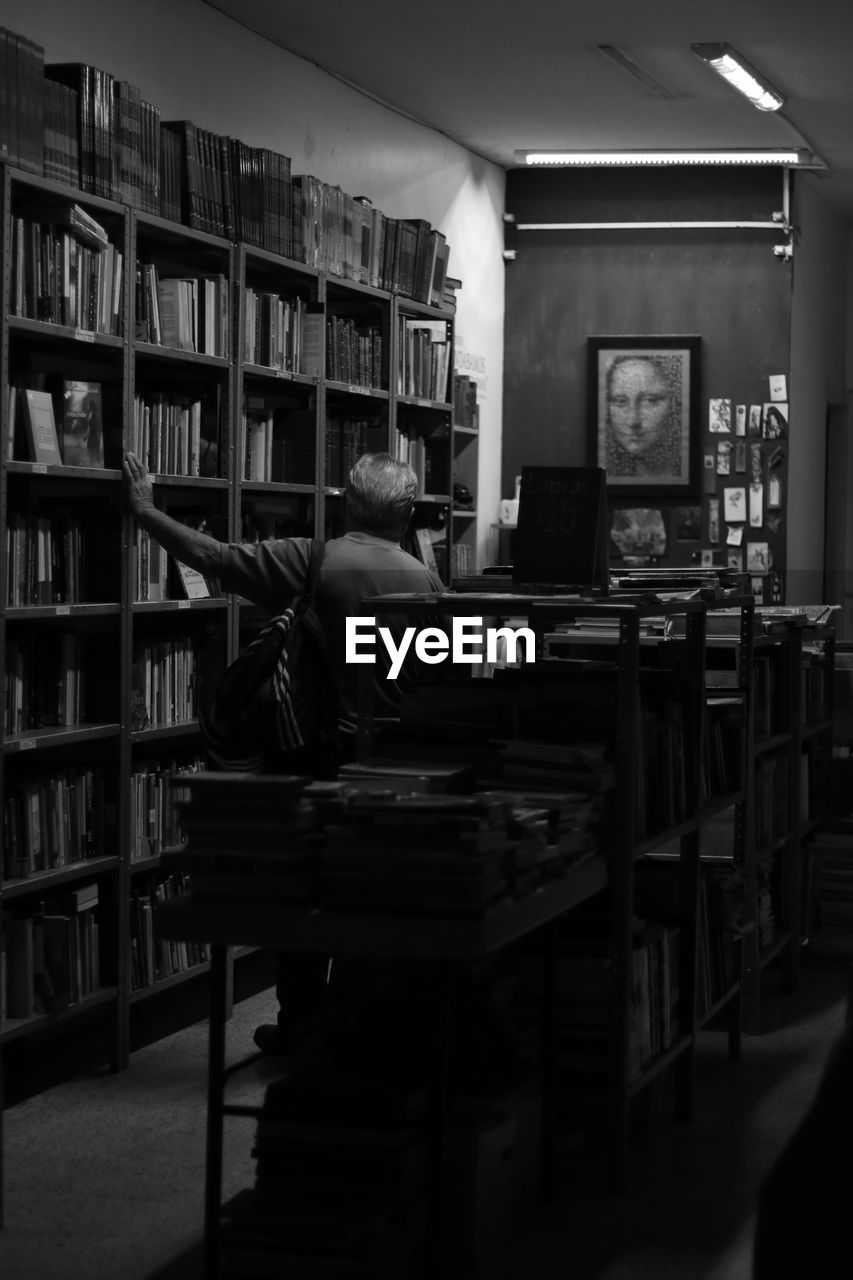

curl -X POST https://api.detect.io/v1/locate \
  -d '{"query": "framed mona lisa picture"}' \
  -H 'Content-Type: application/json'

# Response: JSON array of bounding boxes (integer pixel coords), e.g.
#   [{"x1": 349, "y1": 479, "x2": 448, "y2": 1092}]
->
[{"x1": 588, "y1": 335, "x2": 701, "y2": 498}]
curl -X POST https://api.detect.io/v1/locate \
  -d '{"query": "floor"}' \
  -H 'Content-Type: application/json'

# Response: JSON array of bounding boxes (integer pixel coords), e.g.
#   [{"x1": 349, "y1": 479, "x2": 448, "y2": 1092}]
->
[{"x1": 0, "y1": 958, "x2": 847, "y2": 1280}]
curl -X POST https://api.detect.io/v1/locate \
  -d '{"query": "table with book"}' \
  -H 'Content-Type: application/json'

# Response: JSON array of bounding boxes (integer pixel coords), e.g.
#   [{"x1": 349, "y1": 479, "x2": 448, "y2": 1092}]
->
[{"x1": 156, "y1": 762, "x2": 611, "y2": 1280}]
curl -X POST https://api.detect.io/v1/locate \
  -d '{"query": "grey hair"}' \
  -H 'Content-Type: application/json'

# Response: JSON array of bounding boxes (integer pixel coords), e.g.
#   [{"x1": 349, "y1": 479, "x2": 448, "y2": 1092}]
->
[{"x1": 344, "y1": 452, "x2": 419, "y2": 539}]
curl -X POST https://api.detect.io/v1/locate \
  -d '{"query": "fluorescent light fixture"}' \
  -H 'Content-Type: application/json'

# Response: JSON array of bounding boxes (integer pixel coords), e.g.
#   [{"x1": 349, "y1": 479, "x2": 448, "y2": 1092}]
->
[
  {"x1": 520, "y1": 149, "x2": 811, "y2": 167},
  {"x1": 692, "y1": 43, "x2": 785, "y2": 112}
]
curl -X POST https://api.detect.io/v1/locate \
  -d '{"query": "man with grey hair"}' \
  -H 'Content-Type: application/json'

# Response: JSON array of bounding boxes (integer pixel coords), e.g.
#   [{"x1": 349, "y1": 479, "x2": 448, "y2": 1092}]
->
[{"x1": 123, "y1": 449, "x2": 445, "y2": 1055}]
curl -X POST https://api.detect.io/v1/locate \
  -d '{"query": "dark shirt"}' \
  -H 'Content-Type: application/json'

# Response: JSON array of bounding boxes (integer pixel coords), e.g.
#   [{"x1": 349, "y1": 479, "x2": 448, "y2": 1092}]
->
[{"x1": 217, "y1": 531, "x2": 444, "y2": 730}]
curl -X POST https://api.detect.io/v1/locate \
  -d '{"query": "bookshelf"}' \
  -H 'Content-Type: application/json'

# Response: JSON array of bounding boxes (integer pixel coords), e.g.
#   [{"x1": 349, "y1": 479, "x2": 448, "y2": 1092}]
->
[
  {"x1": 355, "y1": 591, "x2": 709, "y2": 1191},
  {"x1": 451, "y1": 372, "x2": 480, "y2": 580},
  {"x1": 736, "y1": 620, "x2": 835, "y2": 1030},
  {"x1": 0, "y1": 149, "x2": 458, "y2": 1221}
]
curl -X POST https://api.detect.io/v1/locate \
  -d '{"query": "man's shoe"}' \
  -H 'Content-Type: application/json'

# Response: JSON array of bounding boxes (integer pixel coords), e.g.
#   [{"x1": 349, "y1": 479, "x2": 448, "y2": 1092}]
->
[{"x1": 253, "y1": 1024, "x2": 290, "y2": 1056}]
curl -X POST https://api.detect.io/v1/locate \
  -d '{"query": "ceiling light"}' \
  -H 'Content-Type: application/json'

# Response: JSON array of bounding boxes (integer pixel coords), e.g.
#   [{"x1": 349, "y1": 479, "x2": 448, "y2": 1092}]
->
[
  {"x1": 519, "y1": 149, "x2": 814, "y2": 167},
  {"x1": 692, "y1": 43, "x2": 785, "y2": 112}
]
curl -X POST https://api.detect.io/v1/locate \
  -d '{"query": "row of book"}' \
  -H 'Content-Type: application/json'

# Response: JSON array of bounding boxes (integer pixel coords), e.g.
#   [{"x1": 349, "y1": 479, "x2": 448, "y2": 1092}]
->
[
  {"x1": 394, "y1": 429, "x2": 448, "y2": 497},
  {"x1": 6, "y1": 513, "x2": 90, "y2": 607},
  {"x1": 130, "y1": 389, "x2": 214, "y2": 478},
  {"x1": 9, "y1": 381, "x2": 106, "y2": 468},
  {"x1": 133, "y1": 525, "x2": 216, "y2": 604},
  {"x1": 243, "y1": 289, "x2": 315, "y2": 374},
  {"x1": 325, "y1": 416, "x2": 383, "y2": 489},
  {"x1": 242, "y1": 403, "x2": 316, "y2": 486},
  {"x1": 1, "y1": 30, "x2": 456, "y2": 307},
  {"x1": 3, "y1": 767, "x2": 106, "y2": 880},
  {"x1": 2, "y1": 883, "x2": 101, "y2": 1021},
  {"x1": 129, "y1": 760, "x2": 206, "y2": 863},
  {"x1": 134, "y1": 261, "x2": 230, "y2": 356},
  {"x1": 10, "y1": 212, "x2": 124, "y2": 335},
  {"x1": 325, "y1": 315, "x2": 385, "y2": 388},
  {"x1": 396, "y1": 316, "x2": 452, "y2": 403},
  {"x1": 130, "y1": 871, "x2": 209, "y2": 991},
  {"x1": 130, "y1": 638, "x2": 200, "y2": 731},
  {"x1": 453, "y1": 373, "x2": 479, "y2": 429},
  {"x1": 5, "y1": 632, "x2": 90, "y2": 735}
]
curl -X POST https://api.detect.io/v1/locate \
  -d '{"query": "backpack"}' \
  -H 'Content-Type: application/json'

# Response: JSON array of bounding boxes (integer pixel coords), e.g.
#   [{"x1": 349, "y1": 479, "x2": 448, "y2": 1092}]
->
[{"x1": 199, "y1": 542, "x2": 341, "y2": 773}]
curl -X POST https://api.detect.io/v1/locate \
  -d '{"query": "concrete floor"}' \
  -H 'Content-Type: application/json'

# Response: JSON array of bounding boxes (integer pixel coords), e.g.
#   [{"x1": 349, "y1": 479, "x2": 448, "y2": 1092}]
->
[{"x1": 0, "y1": 960, "x2": 847, "y2": 1280}]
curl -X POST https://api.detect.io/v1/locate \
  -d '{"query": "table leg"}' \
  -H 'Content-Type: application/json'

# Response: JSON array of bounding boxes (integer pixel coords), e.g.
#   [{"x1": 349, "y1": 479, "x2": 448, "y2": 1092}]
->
[{"x1": 204, "y1": 944, "x2": 228, "y2": 1280}]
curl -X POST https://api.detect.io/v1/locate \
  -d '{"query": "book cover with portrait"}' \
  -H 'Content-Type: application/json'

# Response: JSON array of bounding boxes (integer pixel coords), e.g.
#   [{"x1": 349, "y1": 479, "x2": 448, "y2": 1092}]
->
[{"x1": 60, "y1": 380, "x2": 105, "y2": 468}]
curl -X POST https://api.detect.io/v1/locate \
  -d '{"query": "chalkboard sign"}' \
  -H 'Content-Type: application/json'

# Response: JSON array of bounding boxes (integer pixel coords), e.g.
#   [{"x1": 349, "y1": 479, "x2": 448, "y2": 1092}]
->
[{"x1": 512, "y1": 466, "x2": 609, "y2": 593}]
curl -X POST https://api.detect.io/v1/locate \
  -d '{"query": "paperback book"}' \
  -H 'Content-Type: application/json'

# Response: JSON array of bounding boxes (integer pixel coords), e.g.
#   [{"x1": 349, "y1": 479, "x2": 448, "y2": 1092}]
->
[{"x1": 60, "y1": 381, "x2": 104, "y2": 467}]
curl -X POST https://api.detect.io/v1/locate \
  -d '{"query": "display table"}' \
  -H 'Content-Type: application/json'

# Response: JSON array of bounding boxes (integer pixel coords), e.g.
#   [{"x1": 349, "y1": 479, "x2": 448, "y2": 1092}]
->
[{"x1": 156, "y1": 858, "x2": 608, "y2": 1278}]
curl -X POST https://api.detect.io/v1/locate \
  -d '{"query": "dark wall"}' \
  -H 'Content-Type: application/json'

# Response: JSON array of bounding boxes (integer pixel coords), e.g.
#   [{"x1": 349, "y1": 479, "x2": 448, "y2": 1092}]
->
[{"x1": 502, "y1": 167, "x2": 792, "y2": 580}]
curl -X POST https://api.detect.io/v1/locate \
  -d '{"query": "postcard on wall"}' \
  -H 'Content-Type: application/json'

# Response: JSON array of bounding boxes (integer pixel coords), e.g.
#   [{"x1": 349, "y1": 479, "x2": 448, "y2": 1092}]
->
[
  {"x1": 769, "y1": 374, "x2": 788, "y2": 403},
  {"x1": 716, "y1": 440, "x2": 732, "y2": 476},
  {"x1": 734, "y1": 441, "x2": 746, "y2": 473},
  {"x1": 750, "y1": 443, "x2": 763, "y2": 482},
  {"x1": 727, "y1": 525, "x2": 744, "y2": 547},
  {"x1": 767, "y1": 475, "x2": 782, "y2": 509},
  {"x1": 723, "y1": 487, "x2": 746, "y2": 522},
  {"x1": 751, "y1": 576, "x2": 765, "y2": 603},
  {"x1": 703, "y1": 453, "x2": 717, "y2": 494},
  {"x1": 735, "y1": 405, "x2": 747, "y2": 437},
  {"x1": 747, "y1": 542, "x2": 771, "y2": 575},
  {"x1": 709, "y1": 398, "x2": 731, "y2": 433},
  {"x1": 748, "y1": 405, "x2": 763, "y2": 435},
  {"x1": 763, "y1": 402, "x2": 788, "y2": 439},
  {"x1": 700, "y1": 549, "x2": 717, "y2": 568},
  {"x1": 708, "y1": 498, "x2": 720, "y2": 543},
  {"x1": 749, "y1": 483, "x2": 764, "y2": 527},
  {"x1": 727, "y1": 549, "x2": 744, "y2": 571}
]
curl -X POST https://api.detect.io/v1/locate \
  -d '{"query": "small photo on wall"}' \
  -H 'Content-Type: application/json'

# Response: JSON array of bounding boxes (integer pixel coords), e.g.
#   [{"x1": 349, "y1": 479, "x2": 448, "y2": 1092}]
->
[
  {"x1": 674, "y1": 505, "x2": 701, "y2": 540},
  {"x1": 709, "y1": 398, "x2": 731, "y2": 433},
  {"x1": 763, "y1": 402, "x2": 788, "y2": 438},
  {"x1": 609, "y1": 507, "x2": 668, "y2": 559}
]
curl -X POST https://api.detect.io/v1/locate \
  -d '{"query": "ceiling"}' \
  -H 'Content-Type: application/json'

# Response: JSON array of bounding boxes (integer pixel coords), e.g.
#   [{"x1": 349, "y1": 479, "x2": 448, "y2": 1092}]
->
[{"x1": 205, "y1": 0, "x2": 853, "y2": 221}]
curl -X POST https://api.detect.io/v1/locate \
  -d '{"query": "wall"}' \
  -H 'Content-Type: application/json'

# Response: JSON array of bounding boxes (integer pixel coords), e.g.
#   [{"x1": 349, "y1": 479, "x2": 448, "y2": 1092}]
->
[
  {"x1": 789, "y1": 174, "x2": 848, "y2": 609},
  {"x1": 0, "y1": 0, "x2": 505, "y2": 567},
  {"x1": 502, "y1": 166, "x2": 810, "y2": 594}
]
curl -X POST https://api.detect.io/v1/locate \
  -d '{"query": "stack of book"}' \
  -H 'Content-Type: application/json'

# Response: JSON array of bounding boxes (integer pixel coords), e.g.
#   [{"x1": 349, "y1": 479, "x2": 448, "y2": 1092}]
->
[
  {"x1": 477, "y1": 787, "x2": 600, "y2": 880},
  {"x1": 496, "y1": 739, "x2": 614, "y2": 796},
  {"x1": 162, "y1": 773, "x2": 323, "y2": 905},
  {"x1": 322, "y1": 793, "x2": 513, "y2": 914},
  {"x1": 221, "y1": 1070, "x2": 429, "y2": 1279}
]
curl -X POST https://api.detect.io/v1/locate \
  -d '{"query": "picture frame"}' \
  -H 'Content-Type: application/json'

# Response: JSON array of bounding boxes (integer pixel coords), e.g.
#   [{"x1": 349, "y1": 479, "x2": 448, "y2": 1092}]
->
[{"x1": 588, "y1": 335, "x2": 701, "y2": 498}]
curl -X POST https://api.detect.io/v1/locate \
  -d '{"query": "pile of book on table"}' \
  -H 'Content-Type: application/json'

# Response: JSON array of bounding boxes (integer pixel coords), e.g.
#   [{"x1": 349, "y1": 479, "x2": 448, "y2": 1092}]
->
[
  {"x1": 322, "y1": 792, "x2": 516, "y2": 914},
  {"x1": 162, "y1": 772, "x2": 322, "y2": 904},
  {"x1": 221, "y1": 1069, "x2": 429, "y2": 1279}
]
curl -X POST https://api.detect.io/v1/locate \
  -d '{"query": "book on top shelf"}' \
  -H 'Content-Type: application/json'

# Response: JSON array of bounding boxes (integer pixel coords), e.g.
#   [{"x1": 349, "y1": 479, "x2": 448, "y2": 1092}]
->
[
  {"x1": 21, "y1": 389, "x2": 62, "y2": 465},
  {"x1": 60, "y1": 381, "x2": 104, "y2": 468}
]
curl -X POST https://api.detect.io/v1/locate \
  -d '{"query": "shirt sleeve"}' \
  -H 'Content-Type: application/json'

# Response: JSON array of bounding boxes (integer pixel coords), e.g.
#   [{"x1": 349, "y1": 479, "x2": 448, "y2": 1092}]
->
[{"x1": 217, "y1": 537, "x2": 312, "y2": 613}]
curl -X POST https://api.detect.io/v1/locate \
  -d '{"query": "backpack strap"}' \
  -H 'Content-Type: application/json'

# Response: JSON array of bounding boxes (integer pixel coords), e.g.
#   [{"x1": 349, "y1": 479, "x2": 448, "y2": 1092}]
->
[{"x1": 305, "y1": 540, "x2": 325, "y2": 602}]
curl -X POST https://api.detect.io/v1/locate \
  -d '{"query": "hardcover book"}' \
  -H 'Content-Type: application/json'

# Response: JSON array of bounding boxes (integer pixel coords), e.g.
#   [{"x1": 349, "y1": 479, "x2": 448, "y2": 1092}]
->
[
  {"x1": 60, "y1": 381, "x2": 104, "y2": 467},
  {"x1": 22, "y1": 389, "x2": 62, "y2": 465}
]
